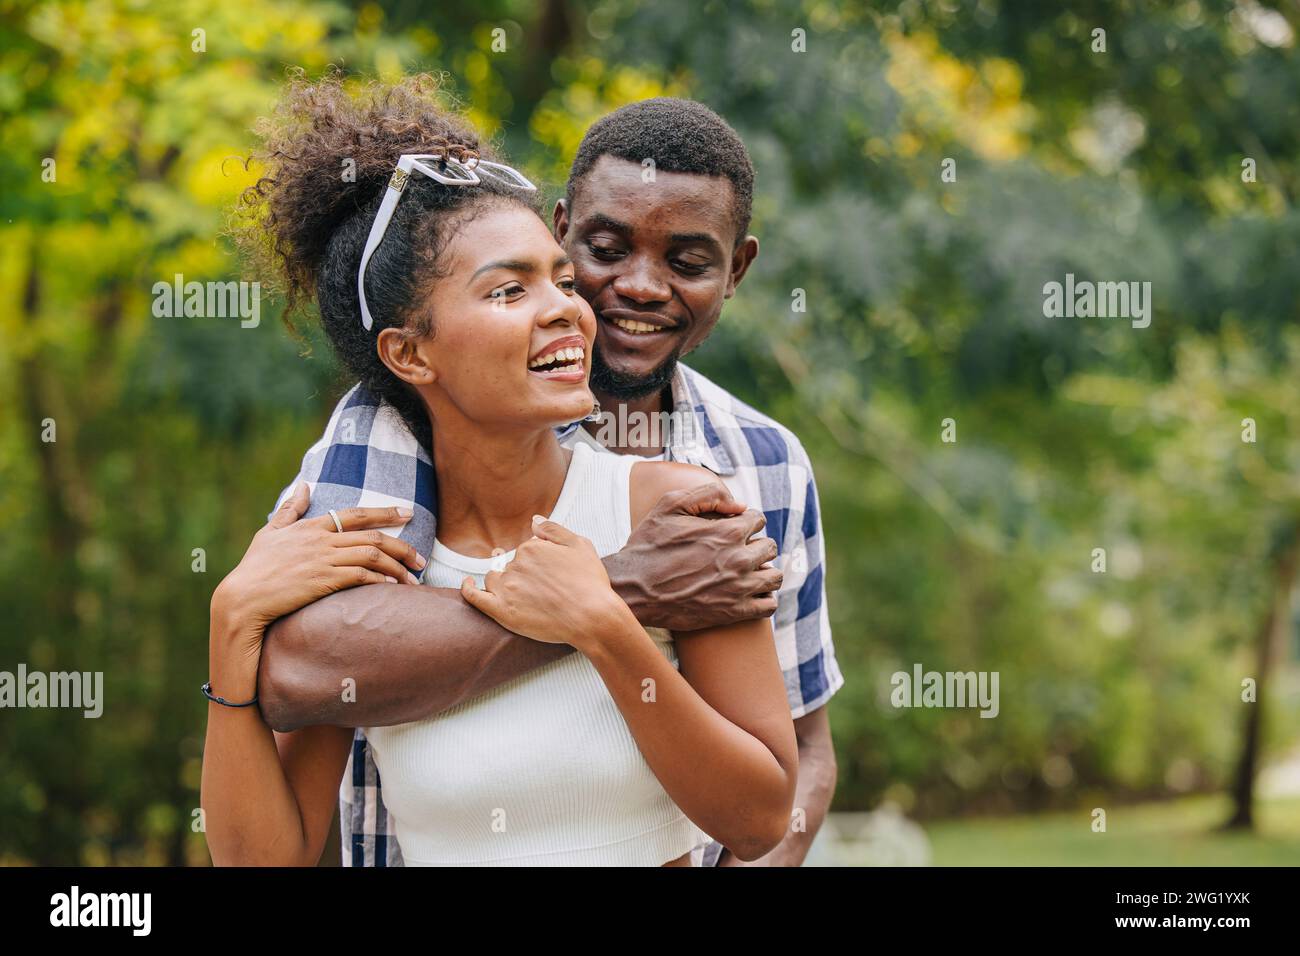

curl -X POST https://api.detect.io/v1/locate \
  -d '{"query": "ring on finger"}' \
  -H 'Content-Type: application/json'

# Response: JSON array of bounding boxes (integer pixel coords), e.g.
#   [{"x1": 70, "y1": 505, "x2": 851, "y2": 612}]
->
[{"x1": 328, "y1": 509, "x2": 344, "y2": 534}]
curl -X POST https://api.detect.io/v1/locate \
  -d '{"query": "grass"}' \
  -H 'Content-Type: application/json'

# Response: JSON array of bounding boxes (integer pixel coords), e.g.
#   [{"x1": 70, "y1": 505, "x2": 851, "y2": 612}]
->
[{"x1": 922, "y1": 794, "x2": 1300, "y2": 866}]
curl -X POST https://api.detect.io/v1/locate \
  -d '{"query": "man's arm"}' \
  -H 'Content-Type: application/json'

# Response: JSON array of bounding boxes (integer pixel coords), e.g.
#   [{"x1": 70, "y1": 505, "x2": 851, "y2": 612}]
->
[
  {"x1": 258, "y1": 484, "x2": 782, "y2": 733},
  {"x1": 717, "y1": 435, "x2": 844, "y2": 866},
  {"x1": 717, "y1": 705, "x2": 837, "y2": 867},
  {"x1": 257, "y1": 583, "x2": 570, "y2": 732}
]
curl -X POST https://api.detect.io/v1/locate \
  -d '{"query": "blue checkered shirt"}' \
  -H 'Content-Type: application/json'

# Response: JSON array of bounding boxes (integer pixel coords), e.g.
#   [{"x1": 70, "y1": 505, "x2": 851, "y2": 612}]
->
[{"x1": 272, "y1": 363, "x2": 843, "y2": 866}]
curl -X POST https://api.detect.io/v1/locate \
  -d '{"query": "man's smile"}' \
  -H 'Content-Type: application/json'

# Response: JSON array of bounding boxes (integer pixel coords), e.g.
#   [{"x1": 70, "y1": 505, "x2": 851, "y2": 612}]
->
[
  {"x1": 600, "y1": 307, "x2": 678, "y2": 335},
  {"x1": 595, "y1": 308, "x2": 686, "y2": 359}
]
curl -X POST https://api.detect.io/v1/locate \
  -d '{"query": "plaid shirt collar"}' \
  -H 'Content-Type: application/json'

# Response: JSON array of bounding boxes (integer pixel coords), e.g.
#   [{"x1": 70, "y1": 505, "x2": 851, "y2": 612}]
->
[
  {"x1": 555, "y1": 364, "x2": 737, "y2": 477},
  {"x1": 279, "y1": 363, "x2": 737, "y2": 570}
]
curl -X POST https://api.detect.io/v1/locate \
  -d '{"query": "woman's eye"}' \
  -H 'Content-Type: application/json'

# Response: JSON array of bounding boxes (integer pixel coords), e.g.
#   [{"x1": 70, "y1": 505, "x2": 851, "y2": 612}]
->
[
  {"x1": 673, "y1": 260, "x2": 709, "y2": 275},
  {"x1": 489, "y1": 284, "x2": 525, "y2": 301},
  {"x1": 557, "y1": 277, "x2": 577, "y2": 293}
]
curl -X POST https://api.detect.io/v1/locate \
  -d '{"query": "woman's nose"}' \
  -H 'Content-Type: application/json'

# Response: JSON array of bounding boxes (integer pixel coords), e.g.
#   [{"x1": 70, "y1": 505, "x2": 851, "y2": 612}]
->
[{"x1": 540, "y1": 284, "x2": 586, "y2": 327}]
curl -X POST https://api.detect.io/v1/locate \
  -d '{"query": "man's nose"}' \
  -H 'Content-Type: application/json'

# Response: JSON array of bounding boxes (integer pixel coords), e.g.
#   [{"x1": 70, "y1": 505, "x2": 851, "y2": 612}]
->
[{"x1": 611, "y1": 255, "x2": 671, "y2": 305}]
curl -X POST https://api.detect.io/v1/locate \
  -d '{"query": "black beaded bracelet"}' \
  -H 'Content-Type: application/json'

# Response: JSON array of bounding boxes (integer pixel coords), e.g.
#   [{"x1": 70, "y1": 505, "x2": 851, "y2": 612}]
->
[{"x1": 202, "y1": 681, "x2": 258, "y2": 708}]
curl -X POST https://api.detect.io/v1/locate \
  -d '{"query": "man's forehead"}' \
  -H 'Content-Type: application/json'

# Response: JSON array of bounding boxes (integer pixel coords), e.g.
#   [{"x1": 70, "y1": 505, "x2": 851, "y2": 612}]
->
[{"x1": 573, "y1": 155, "x2": 735, "y2": 239}]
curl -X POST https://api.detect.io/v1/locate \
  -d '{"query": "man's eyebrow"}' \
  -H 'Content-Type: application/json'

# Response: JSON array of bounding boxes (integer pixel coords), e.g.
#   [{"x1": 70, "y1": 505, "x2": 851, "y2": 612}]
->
[
  {"x1": 583, "y1": 213, "x2": 632, "y2": 234},
  {"x1": 670, "y1": 231, "x2": 724, "y2": 250}
]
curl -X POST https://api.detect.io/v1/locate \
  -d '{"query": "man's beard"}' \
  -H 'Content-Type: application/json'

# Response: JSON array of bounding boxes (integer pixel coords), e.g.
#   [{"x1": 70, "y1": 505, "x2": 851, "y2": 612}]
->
[{"x1": 588, "y1": 338, "x2": 682, "y2": 401}]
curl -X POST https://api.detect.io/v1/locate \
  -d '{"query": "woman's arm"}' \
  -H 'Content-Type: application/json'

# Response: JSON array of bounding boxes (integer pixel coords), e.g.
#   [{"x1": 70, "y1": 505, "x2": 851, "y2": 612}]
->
[
  {"x1": 630, "y1": 462, "x2": 798, "y2": 859},
  {"x1": 200, "y1": 487, "x2": 425, "y2": 866},
  {"x1": 579, "y1": 608, "x2": 797, "y2": 860},
  {"x1": 203, "y1": 606, "x2": 353, "y2": 866},
  {"x1": 460, "y1": 466, "x2": 798, "y2": 860}
]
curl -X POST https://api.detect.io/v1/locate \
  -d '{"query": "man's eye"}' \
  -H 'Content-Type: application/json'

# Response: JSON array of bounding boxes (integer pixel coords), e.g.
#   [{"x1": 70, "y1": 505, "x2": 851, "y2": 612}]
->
[
  {"x1": 673, "y1": 260, "x2": 709, "y2": 275},
  {"x1": 588, "y1": 242, "x2": 624, "y2": 260}
]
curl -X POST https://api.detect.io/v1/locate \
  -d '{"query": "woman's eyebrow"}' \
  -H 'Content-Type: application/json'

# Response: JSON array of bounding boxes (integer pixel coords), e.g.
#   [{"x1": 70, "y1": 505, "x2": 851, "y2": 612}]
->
[
  {"x1": 468, "y1": 254, "x2": 573, "y2": 285},
  {"x1": 469, "y1": 259, "x2": 535, "y2": 283}
]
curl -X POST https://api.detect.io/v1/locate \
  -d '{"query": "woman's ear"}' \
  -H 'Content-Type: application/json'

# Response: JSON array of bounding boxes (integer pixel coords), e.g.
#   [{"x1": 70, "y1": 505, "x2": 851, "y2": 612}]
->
[{"x1": 376, "y1": 326, "x2": 436, "y2": 387}]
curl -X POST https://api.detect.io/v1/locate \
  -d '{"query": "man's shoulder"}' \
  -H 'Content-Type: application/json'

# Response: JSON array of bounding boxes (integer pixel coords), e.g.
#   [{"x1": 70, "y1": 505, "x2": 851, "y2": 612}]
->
[{"x1": 679, "y1": 364, "x2": 814, "y2": 473}]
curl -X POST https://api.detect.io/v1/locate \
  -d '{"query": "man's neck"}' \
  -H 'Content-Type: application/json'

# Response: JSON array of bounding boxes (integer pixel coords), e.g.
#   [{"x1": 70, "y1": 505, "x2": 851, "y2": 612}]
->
[{"x1": 585, "y1": 384, "x2": 672, "y2": 457}]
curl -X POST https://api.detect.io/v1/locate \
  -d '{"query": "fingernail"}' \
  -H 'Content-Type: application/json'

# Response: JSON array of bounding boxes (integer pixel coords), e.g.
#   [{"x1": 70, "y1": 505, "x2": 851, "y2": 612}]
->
[
  {"x1": 407, "y1": 572, "x2": 421, "y2": 585},
  {"x1": 532, "y1": 514, "x2": 546, "y2": 524},
  {"x1": 413, "y1": 553, "x2": 427, "y2": 569},
  {"x1": 396, "y1": 507, "x2": 413, "y2": 519},
  {"x1": 385, "y1": 576, "x2": 397, "y2": 584}
]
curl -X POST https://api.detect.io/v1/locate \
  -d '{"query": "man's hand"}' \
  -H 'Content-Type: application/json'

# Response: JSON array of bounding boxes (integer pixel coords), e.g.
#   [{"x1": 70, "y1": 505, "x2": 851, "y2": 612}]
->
[{"x1": 605, "y1": 484, "x2": 783, "y2": 631}]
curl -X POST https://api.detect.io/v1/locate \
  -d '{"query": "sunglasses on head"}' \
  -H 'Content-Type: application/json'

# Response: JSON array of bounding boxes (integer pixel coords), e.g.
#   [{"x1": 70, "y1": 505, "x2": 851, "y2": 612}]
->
[{"x1": 357, "y1": 150, "x2": 538, "y2": 331}]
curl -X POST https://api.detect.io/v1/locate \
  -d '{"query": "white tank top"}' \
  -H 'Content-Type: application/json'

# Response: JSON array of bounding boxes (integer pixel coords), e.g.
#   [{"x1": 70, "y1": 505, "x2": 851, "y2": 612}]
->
[{"x1": 364, "y1": 441, "x2": 702, "y2": 865}]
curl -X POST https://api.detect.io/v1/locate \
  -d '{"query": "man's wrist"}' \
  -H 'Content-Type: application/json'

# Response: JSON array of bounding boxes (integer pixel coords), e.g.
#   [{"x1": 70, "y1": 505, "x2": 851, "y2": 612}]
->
[{"x1": 602, "y1": 551, "x2": 648, "y2": 622}]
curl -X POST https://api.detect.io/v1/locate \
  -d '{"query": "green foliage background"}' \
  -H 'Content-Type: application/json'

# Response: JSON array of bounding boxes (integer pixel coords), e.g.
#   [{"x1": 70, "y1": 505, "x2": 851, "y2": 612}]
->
[{"x1": 1, "y1": 0, "x2": 1297, "y2": 864}]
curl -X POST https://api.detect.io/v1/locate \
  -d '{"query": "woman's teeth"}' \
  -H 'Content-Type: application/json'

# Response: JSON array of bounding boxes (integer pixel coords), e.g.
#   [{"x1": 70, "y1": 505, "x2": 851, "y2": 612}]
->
[
  {"x1": 610, "y1": 317, "x2": 664, "y2": 334},
  {"x1": 528, "y1": 345, "x2": 585, "y2": 371}
]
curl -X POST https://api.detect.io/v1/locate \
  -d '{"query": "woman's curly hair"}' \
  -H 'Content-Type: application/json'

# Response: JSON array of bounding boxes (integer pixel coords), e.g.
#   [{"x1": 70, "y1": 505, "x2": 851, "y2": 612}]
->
[{"x1": 233, "y1": 68, "x2": 543, "y2": 448}]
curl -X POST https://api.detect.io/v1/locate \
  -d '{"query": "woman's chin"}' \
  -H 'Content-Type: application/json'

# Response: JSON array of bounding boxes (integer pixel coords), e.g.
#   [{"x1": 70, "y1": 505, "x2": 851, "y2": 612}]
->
[{"x1": 523, "y1": 383, "x2": 593, "y2": 427}]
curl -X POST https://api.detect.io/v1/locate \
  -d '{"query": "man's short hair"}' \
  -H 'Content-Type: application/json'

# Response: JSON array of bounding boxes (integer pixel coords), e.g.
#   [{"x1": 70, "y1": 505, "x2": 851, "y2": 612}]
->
[{"x1": 566, "y1": 97, "x2": 755, "y2": 243}]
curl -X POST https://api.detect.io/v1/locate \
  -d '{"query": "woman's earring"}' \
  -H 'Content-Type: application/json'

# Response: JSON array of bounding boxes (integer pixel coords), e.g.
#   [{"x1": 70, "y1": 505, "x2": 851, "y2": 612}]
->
[{"x1": 584, "y1": 399, "x2": 603, "y2": 422}]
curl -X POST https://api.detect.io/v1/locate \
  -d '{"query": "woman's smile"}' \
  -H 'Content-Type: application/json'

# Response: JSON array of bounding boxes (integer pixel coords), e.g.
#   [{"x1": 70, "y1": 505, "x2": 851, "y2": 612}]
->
[{"x1": 527, "y1": 334, "x2": 587, "y2": 382}]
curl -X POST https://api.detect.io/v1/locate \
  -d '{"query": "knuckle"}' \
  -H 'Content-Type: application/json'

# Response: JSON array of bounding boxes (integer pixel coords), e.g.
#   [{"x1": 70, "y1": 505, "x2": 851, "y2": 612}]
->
[
  {"x1": 366, "y1": 530, "x2": 384, "y2": 545},
  {"x1": 366, "y1": 546, "x2": 383, "y2": 564}
]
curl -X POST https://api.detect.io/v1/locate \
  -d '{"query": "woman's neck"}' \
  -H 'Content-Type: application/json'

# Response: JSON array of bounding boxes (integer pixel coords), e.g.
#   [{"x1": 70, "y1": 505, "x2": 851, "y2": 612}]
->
[{"x1": 428, "y1": 413, "x2": 571, "y2": 558}]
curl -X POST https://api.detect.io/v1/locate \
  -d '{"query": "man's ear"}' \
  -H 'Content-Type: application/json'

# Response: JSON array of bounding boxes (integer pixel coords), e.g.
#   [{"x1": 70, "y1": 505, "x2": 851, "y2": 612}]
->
[
  {"x1": 552, "y1": 198, "x2": 570, "y2": 244},
  {"x1": 724, "y1": 234, "x2": 760, "y2": 299},
  {"x1": 376, "y1": 326, "x2": 436, "y2": 387}
]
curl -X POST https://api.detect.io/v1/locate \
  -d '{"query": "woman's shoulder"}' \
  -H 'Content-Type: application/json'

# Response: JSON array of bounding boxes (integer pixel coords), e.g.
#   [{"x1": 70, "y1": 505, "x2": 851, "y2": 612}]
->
[{"x1": 627, "y1": 459, "x2": 728, "y2": 527}]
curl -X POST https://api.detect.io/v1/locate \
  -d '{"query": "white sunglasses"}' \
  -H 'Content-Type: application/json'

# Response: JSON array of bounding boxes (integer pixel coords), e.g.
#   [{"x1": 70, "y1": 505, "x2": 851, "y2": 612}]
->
[{"x1": 356, "y1": 152, "x2": 538, "y2": 331}]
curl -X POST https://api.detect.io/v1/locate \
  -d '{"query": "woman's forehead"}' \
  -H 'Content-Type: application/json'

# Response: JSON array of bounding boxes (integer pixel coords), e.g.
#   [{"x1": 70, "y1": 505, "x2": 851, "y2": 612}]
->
[{"x1": 443, "y1": 205, "x2": 562, "y2": 275}]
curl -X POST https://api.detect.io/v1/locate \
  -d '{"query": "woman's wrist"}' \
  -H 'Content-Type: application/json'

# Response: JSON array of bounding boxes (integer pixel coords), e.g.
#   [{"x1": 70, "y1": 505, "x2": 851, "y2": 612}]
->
[
  {"x1": 572, "y1": 597, "x2": 646, "y2": 660},
  {"x1": 208, "y1": 584, "x2": 265, "y2": 702}
]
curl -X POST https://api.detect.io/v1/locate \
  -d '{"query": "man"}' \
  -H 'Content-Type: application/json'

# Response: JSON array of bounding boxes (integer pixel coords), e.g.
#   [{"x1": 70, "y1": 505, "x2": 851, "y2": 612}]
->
[{"x1": 261, "y1": 98, "x2": 843, "y2": 866}]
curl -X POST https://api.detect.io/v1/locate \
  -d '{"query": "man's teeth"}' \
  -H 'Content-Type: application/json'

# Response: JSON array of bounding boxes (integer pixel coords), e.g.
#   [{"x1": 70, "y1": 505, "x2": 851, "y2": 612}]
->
[
  {"x1": 528, "y1": 346, "x2": 585, "y2": 370},
  {"x1": 610, "y1": 317, "x2": 664, "y2": 334}
]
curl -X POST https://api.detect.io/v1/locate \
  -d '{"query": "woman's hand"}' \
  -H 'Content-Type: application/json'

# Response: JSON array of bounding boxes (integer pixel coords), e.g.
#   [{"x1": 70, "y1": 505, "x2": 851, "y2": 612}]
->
[
  {"x1": 459, "y1": 515, "x2": 638, "y2": 651},
  {"x1": 212, "y1": 483, "x2": 427, "y2": 642}
]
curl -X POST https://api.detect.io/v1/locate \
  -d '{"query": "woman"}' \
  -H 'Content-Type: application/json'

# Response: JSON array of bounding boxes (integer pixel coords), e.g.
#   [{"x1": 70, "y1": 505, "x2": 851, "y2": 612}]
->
[{"x1": 201, "y1": 73, "x2": 796, "y2": 866}]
